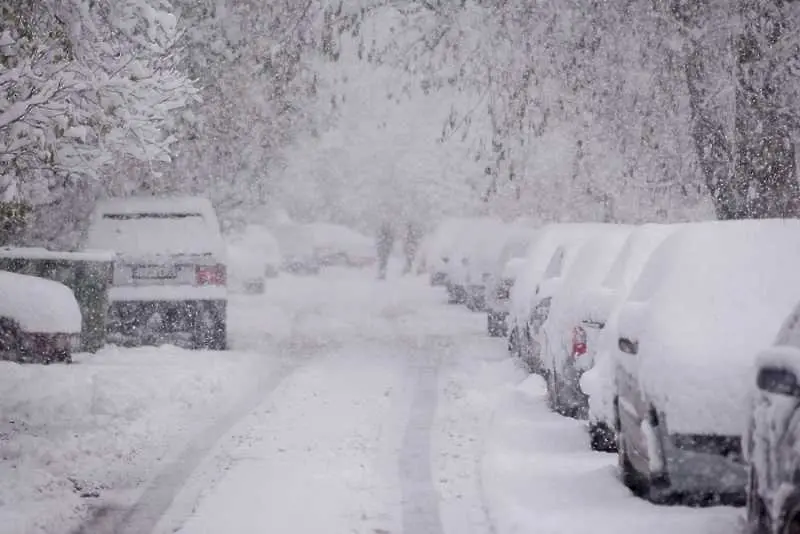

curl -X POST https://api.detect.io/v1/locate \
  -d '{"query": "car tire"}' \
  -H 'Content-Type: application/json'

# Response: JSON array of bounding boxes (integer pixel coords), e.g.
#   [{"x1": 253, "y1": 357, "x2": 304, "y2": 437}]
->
[
  {"x1": 748, "y1": 465, "x2": 772, "y2": 534},
  {"x1": 487, "y1": 312, "x2": 503, "y2": 337},
  {"x1": 618, "y1": 433, "x2": 640, "y2": 492},
  {"x1": 589, "y1": 420, "x2": 618, "y2": 453}
]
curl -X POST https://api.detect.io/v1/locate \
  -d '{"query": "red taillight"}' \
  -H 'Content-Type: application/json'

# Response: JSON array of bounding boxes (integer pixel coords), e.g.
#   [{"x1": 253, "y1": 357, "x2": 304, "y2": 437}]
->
[
  {"x1": 196, "y1": 264, "x2": 226, "y2": 286},
  {"x1": 572, "y1": 325, "x2": 587, "y2": 357}
]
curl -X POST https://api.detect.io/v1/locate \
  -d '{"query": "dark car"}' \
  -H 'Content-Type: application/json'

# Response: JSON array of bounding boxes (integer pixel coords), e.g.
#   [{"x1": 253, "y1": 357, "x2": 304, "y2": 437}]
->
[
  {"x1": 746, "y1": 304, "x2": 800, "y2": 534},
  {"x1": 84, "y1": 196, "x2": 228, "y2": 350}
]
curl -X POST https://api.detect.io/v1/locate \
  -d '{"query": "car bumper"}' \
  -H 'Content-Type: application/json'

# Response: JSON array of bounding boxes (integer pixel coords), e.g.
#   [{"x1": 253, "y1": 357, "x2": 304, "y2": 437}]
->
[
  {"x1": 107, "y1": 299, "x2": 226, "y2": 347},
  {"x1": 662, "y1": 432, "x2": 746, "y2": 499},
  {"x1": 109, "y1": 285, "x2": 227, "y2": 302}
]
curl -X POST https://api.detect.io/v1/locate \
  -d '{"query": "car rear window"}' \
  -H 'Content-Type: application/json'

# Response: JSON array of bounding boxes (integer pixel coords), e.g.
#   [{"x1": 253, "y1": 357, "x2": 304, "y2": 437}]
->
[{"x1": 87, "y1": 212, "x2": 214, "y2": 256}]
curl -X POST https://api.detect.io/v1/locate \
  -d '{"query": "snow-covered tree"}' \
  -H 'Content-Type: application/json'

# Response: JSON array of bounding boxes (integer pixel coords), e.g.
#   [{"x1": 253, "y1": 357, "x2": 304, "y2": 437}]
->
[{"x1": 0, "y1": 0, "x2": 196, "y2": 245}]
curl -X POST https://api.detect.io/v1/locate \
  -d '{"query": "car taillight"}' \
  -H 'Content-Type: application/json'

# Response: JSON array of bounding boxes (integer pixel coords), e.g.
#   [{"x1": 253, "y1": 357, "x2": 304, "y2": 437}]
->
[
  {"x1": 196, "y1": 264, "x2": 226, "y2": 286},
  {"x1": 572, "y1": 325, "x2": 587, "y2": 357}
]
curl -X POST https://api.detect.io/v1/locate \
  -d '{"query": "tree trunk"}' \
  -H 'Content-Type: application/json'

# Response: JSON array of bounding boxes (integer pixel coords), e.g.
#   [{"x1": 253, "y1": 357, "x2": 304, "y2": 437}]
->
[{"x1": 735, "y1": 0, "x2": 800, "y2": 218}]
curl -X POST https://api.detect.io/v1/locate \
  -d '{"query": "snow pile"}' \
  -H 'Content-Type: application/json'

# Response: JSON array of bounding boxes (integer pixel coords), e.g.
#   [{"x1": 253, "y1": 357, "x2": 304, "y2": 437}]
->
[
  {"x1": 482, "y1": 375, "x2": 742, "y2": 534},
  {"x1": 581, "y1": 224, "x2": 681, "y2": 425},
  {"x1": 0, "y1": 345, "x2": 269, "y2": 534},
  {"x1": 0, "y1": 271, "x2": 81, "y2": 333},
  {"x1": 618, "y1": 219, "x2": 800, "y2": 435}
]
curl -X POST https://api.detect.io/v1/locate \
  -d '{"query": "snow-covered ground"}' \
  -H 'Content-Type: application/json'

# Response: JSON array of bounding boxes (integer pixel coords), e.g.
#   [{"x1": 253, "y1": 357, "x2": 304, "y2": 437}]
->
[{"x1": 1, "y1": 263, "x2": 744, "y2": 534}]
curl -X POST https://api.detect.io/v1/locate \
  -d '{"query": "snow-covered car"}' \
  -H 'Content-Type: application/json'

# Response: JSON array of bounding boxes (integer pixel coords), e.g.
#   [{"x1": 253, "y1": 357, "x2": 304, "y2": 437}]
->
[
  {"x1": 461, "y1": 218, "x2": 508, "y2": 312},
  {"x1": 746, "y1": 312, "x2": 800, "y2": 534},
  {"x1": 84, "y1": 196, "x2": 228, "y2": 350},
  {"x1": 226, "y1": 224, "x2": 282, "y2": 294},
  {"x1": 421, "y1": 217, "x2": 472, "y2": 286},
  {"x1": 272, "y1": 224, "x2": 321, "y2": 275},
  {"x1": 506, "y1": 223, "x2": 614, "y2": 372},
  {"x1": 579, "y1": 224, "x2": 680, "y2": 452},
  {"x1": 444, "y1": 217, "x2": 504, "y2": 306},
  {"x1": 0, "y1": 270, "x2": 81, "y2": 363},
  {"x1": 538, "y1": 225, "x2": 633, "y2": 419},
  {"x1": 485, "y1": 223, "x2": 539, "y2": 337},
  {"x1": 614, "y1": 219, "x2": 800, "y2": 503},
  {"x1": 305, "y1": 223, "x2": 376, "y2": 268}
]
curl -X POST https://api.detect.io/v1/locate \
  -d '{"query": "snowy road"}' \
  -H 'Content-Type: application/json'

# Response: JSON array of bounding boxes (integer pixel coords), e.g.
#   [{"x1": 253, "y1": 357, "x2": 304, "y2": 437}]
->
[{"x1": 3, "y1": 266, "x2": 745, "y2": 534}]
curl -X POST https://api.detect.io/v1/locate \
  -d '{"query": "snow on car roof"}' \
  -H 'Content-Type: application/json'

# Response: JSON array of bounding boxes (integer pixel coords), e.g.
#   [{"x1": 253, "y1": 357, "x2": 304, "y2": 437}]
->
[
  {"x1": 0, "y1": 247, "x2": 116, "y2": 262},
  {"x1": 509, "y1": 223, "x2": 618, "y2": 321},
  {"x1": 547, "y1": 225, "x2": 634, "y2": 327},
  {"x1": 618, "y1": 219, "x2": 800, "y2": 435},
  {"x1": 0, "y1": 271, "x2": 81, "y2": 334},
  {"x1": 87, "y1": 196, "x2": 224, "y2": 257}
]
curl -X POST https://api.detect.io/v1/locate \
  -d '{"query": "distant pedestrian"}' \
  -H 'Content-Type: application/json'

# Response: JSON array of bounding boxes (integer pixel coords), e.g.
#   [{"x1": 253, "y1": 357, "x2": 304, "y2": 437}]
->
[
  {"x1": 376, "y1": 222, "x2": 394, "y2": 279},
  {"x1": 402, "y1": 222, "x2": 422, "y2": 275}
]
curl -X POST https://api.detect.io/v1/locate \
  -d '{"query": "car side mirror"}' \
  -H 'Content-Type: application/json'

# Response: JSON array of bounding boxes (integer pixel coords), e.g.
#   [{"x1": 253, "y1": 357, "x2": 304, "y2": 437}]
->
[
  {"x1": 757, "y1": 366, "x2": 800, "y2": 397},
  {"x1": 618, "y1": 337, "x2": 638, "y2": 355}
]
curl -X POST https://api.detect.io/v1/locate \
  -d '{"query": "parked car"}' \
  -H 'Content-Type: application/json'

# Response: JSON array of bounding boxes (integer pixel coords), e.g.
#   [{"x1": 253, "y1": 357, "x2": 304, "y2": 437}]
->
[
  {"x1": 461, "y1": 219, "x2": 508, "y2": 312},
  {"x1": 745, "y1": 302, "x2": 800, "y2": 534},
  {"x1": 422, "y1": 217, "x2": 472, "y2": 286},
  {"x1": 487, "y1": 255, "x2": 528, "y2": 338},
  {"x1": 226, "y1": 224, "x2": 282, "y2": 294},
  {"x1": 539, "y1": 225, "x2": 633, "y2": 419},
  {"x1": 506, "y1": 223, "x2": 612, "y2": 373},
  {"x1": 272, "y1": 224, "x2": 321, "y2": 275},
  {"x1": 0, "y1": 270, "x2": 81, "y2": 363},
  {"x1": 305, "y1": 223, "x2": 376, "y2": 268},
  {"x1": 445, "y1": 217, "x2": 501, "y2": 305},
  {"x1": 579, "y1": 224, "x2": 680, "y2": 452},
  {"x1": 614, "y1": 219, "x2": 800, "y2": 504},
  {"x1": 83, "y1": 196, "x2": 228, "y2": 350},
  {"x1": 485, "y1": 222, "x2": 539, "y2": 335}
]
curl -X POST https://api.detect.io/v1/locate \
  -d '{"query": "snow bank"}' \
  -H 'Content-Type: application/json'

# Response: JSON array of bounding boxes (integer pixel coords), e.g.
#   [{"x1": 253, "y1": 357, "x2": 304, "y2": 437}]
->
[
  {"x1": 0, "y1": 271, "x2": 81, "y2": 333},
  {"x1": 482, "y1": 376, "x2": 742, "y2": 534},
  {"x1": 618, "y1": 219, "x2": 800, "y2": 436},
  {"x1": 0, "y1": 345, "x2": 268, "y2": 534}
]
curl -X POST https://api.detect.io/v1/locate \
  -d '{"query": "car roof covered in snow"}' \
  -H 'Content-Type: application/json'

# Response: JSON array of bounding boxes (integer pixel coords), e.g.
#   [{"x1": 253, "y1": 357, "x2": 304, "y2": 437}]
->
[
  {"x1": 0, "y1": 271, "x2": 81, "y2": 334},
  {"x1": 0, "y1": 247, "x2": 116, "y2": 262},
  {"x1": 508, "y1": 223, "x2": 619, "y2": 320},
  {"x1": 546, "y1": 225, "x2": 634, "y2": 327},
  {"x1": 617, "y1": 219, "x2": 800, "y2": 435},
  {"x1": 86, "y1": 196, "x2": 224, "y2": 257},
  {"x1": 580, "y1": 223, "x2": 683, "y2": 324}
]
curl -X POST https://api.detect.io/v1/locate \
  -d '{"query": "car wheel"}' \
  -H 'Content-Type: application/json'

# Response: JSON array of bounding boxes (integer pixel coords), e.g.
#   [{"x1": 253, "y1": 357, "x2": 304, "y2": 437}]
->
[
  {"x1": 618, "y1": 432, "x2": 640, "y2": 492},
  {"x1": 782, "y1": 507, "x2": 800, "y2": 534},
  {"x1": 589, "y1": 420, "x2": 618, "y2": 453},
  {"x1": 194, "y1": 304, "x2": 227, "y2": 350},
  {"x1": 508, "y1": 326, "x2": 520, "y2": 356},
  {"x1": 487, "y1": 313, "x2": 502, "y2": 337},
  {"x1": 748, "y1": 465, "x2": 771, "y2": 534}
]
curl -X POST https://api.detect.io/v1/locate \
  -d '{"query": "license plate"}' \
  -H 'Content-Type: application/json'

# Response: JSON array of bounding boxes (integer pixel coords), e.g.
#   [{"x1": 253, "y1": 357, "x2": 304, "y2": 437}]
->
[{"x1": 132, "y1": 265, "x2": 177, "y2": 279}]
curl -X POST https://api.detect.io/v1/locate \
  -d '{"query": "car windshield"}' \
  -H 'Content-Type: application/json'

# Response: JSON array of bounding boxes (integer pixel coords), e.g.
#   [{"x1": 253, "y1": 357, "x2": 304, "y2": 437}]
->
[{"x1": 87, "y1": 212, "x2": 212, "y2": 256}]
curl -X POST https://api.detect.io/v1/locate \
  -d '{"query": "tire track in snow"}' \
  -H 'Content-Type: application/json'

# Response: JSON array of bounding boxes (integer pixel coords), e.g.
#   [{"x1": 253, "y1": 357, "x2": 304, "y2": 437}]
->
[
  {"x1": 400, "y1": 348, "x2": 445, "y2": 534},
  {"x1": 72, "y1": 356, "x2": 305, "y2": 534}
]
